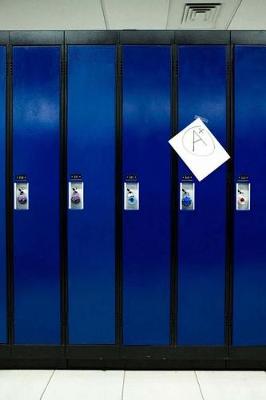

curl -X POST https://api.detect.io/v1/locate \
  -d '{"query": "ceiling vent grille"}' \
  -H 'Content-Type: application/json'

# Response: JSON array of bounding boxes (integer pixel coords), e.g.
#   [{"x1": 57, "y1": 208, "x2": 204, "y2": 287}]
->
[{"x1": 182, "y1": 3, "x2": 222, "y2": 25}]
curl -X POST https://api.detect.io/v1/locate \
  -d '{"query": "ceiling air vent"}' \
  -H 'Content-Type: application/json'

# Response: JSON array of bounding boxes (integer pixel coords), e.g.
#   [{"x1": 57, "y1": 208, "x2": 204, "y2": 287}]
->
[{"x1": 182, "y1": 3, "x2": 222, "y2": 26}]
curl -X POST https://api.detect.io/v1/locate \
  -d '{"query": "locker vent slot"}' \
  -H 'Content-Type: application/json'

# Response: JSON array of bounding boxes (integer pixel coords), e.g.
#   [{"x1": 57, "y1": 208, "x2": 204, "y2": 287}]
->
[{"x1": 182, "y1": 3, "x2": 222, "y2": 25}]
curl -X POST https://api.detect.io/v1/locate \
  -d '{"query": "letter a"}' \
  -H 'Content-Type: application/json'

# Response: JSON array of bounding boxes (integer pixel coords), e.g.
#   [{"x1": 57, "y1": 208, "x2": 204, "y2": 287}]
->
[{"x1": 192, "y1": 129, "x2": 207, "y2": 153}]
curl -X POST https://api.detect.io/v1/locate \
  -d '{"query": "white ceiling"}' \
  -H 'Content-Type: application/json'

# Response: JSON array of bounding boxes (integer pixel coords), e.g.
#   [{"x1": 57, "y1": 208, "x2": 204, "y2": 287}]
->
[
  {"x1": 229, "y1": 0, "x2": 266, "y2": 29},
  {"x1": 0, "y1": 0, "x2": 264, "y2": 30},
  {"x1": 103, "y1": 0, "x2": 170, "y2": 30},
  {"x1": 0, "y1": 0, "x2": 106, "y2": 30}
]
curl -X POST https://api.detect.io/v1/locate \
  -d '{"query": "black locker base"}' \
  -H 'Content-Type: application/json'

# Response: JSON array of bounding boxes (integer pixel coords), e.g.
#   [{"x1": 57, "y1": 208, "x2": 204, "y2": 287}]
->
[{"x1": 0, "y1": 345, "x2": 266, "y2": 370}]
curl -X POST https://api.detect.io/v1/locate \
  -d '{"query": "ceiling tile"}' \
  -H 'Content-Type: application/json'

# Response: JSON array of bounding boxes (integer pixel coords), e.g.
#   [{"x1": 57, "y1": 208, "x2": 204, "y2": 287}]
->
[
  {"x1": 229, "y1": 0, "x2": 266, "y2": 29},
  {"x1": 104, "y1": 0, "x2": 169, "y2": 29},
  {"x1": 0, "y1": 0, "x2": 106, "y2": 30}
]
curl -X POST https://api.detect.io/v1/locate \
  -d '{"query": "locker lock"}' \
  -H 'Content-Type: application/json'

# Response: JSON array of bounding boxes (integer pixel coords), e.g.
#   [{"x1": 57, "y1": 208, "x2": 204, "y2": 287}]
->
[
  {"x1": 238, "y1": 196, "x2": 246, "y2": 205},
  {"x1": 180, "y1": 183, "x2": 195, "y2": 210},
  {"x1": 237, "y1": 189, "x2": 247, "y2": 206},
  {"x1": 124, "y1": 182, "x2": 139, "y2": 210},
  {"x1": 236, "y1": 183, "x2": 250, "y2": 211},
  {"x1": 71, "y1": 188, "x2": 81, "y2": 204},
  {"x1": 17, "y1": 188, "x2": 27, "y2": 205},
  {"x1": 181, "y1": 188, "x2": 192, "y2": 208},
  {"x1": 127, "y1": 188, "x2": 137, "y2": 206}
]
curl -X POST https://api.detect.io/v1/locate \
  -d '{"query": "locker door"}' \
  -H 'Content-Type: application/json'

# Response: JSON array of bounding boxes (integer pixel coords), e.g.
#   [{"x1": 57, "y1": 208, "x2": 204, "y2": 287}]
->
[
  {"x1": 123, "y1": 45, "x2": 171, "y2": 345},
  {"x1": 233, "y1": 46, "x2": 266, "y2": 345},
  {"x1": 0, "y1": 47, "x2": 6, "y2": 343},
  {"x1": 178, "y1": 46, "x2": 227, "y2": 345},
  {"x1": 68, "y1": 46, "x2": 116, "y2": 344},
  {"x1": 13, "y1": 47, "x2": 60, "y2": 344}
]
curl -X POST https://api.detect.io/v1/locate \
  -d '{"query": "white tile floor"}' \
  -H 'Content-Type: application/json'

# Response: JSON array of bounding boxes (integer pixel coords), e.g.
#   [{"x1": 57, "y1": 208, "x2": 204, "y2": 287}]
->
[{"x1": 0, "y1": 370, "x2": 265, "y2": 400}]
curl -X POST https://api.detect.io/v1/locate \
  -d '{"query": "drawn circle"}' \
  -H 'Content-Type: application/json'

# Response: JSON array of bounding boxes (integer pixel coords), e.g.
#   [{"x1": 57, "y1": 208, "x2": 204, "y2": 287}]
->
[{"x1": 182, "y1": 125, "x2": 215, "y2": 157}]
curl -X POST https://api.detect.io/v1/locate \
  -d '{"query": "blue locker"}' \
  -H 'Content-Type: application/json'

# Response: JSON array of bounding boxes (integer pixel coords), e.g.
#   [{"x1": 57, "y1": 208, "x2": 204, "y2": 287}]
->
[
  {"x1": 13, "y1": 46, "x2": 60, "y2": 344},
  {"x1": 178, "y1": 46, "x2": 227, "y2": 345},
  {"x1": 68, "y1": 46, "x2": 116, "y2": 344},
  {"x1": 123, "y1": 45, "x2": 171, "y2": 345},
  {"x1": 233, "y1": 46, "x2": 266, "y2": 345},
  {"x1": 0, "y1": 47, "x2": 6, "y2": 343}
]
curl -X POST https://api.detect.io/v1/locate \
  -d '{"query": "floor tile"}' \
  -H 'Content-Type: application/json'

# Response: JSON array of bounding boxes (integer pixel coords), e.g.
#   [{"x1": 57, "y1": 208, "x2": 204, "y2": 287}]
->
[
  {"x1": 42, "y1": 370, "x2": 124, "y2": 400},
  {"x1": 197, "y1": 371, "x2": 266, "y2": 400},
  {"x1": 0, "y1": 370, "x2": 53, "y2": 400},
  {"x1": 123, "y1": 371, "x2": 203, "y2": 400}
]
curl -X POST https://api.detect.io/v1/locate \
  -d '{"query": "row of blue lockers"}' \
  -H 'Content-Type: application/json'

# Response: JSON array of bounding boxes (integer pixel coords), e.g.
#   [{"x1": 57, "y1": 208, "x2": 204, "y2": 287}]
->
[{"x1": 0, "y1": 43, "x2": 265, "y2": 347}]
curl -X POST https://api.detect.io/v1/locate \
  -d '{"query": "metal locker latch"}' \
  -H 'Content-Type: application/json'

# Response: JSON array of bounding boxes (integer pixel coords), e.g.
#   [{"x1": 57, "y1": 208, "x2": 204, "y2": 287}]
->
[
  {"x1": 124, "y1": 175, "x2": 139, "y2": 210},
  {"x1": 69, "y1": 181, "x2": 84, "y2": 210},
  {"x1": 236, "y1": 182, "x2": 250, "y2": 211},
  {"x1": 71, "y1": 188, "x2": 81, "y2": 205},
  {"x1": 180, "y1": 182, "x2": 195, "y2": 211},
  {"x1": 14, "y1": 182, "x2": 29, "y2": 210}
]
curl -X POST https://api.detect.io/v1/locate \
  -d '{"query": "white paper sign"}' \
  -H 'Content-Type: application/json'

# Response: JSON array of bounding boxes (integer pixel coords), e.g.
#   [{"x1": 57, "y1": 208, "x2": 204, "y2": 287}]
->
[{"x1": 169, "y1": 118, "x2": 230, "y2": 181}]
